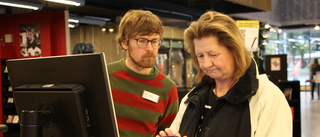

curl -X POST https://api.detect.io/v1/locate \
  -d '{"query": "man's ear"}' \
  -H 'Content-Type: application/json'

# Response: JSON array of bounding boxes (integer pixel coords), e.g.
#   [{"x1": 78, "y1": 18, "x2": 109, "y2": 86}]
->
[{"x1": 121, "y1": 40, "x2": 128, "y2": 50}]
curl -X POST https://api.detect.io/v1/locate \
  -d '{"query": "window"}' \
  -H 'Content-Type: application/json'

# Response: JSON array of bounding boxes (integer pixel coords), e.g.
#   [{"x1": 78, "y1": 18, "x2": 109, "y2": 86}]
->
[{"x1": 264, "y1": 30, "x2": 320, "y2": 86}]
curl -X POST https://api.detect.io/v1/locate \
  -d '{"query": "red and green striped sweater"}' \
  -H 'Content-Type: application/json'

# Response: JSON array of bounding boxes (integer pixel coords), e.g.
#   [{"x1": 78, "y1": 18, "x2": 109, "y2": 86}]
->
[{"x1": 107, "y1": 59, "x2": 179, "y2": 137}]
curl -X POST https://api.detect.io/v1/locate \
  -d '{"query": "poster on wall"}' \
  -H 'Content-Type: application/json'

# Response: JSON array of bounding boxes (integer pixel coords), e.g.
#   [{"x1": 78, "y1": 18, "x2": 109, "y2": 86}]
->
[
  {"x1": 19, "y1": 23, "x2": 41, "y2": 57},
  {"x1": 270, "y1": 57, "x2": 281, "y2": 71},
  {"x1": 236, "y1": 20, "x2": 259, "y2": 52}
]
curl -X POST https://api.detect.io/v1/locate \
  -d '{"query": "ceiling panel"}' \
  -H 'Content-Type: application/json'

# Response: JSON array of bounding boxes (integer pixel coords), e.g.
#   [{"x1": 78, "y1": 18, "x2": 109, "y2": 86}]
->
[{"x1": 2, "y1": 0, "x2": 269, "y2": 28}]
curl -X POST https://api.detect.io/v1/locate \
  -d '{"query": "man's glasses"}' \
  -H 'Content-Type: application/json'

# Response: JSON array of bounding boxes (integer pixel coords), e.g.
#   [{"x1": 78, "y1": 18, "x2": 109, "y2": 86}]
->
[{"x1": 132, "y1": 38, "x2": 162, "y2": 48}]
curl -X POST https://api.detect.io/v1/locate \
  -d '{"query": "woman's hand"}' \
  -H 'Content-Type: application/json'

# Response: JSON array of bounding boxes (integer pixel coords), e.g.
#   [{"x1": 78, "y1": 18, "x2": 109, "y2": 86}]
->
[{"x1": 156, "y1": 128, "x2": 185, "y2": 137}]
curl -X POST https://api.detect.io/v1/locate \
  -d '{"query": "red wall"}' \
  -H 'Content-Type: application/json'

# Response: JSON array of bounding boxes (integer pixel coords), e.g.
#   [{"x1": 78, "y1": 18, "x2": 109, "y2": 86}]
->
[
  {"x1": 0, "y1": 11, "x2": 68, "y2": 135},
  {"x1": 0, "y1": 10, "x2": 67, "y2": 58}
]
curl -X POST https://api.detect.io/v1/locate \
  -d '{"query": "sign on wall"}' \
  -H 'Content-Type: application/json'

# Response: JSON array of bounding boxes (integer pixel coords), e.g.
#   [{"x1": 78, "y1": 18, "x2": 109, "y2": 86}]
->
[
  {"x1": 270, "y1": 57, "x2": 281, "y2": 71},
  {"x1": 236, "y1": 20, "x2": 259, "y2": 52}
]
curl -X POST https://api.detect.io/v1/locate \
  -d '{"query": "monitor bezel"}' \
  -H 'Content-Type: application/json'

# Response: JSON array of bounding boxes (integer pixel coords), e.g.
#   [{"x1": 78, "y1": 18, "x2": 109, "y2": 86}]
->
[{"x1": 7, "y1": 53, "x2": 119, "y2": 137}]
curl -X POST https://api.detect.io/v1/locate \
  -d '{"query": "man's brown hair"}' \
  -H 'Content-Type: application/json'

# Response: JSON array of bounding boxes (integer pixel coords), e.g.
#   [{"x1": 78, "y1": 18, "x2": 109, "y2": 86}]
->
[{"x1": 116, "y1": 9, "x2": 163, "y2": 48}]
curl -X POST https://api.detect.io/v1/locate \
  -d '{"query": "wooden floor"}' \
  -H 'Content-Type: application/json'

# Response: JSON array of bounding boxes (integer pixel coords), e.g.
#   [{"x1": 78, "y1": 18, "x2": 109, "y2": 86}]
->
[{"x1": 301, "y1": 91, "x2": 320, "y2": 137}]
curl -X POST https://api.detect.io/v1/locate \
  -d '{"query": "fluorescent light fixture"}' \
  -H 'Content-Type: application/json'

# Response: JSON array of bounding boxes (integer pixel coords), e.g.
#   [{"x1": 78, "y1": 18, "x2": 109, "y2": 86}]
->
[
  {"x1": 68, "y1": 24, "x2": 75, "y2": 28},
  {"x1": 69, "y1": 14, "x2": 110, "y2": 26},
  {"x1": 45, "y1": 0, "x2": 85, "y2": 6},
  {"x1": 68, "y1": 19, "x2": 79, "y2": 23},
  {"x1": 0, "y1": 0, "x2": 43, "y2": 10}
]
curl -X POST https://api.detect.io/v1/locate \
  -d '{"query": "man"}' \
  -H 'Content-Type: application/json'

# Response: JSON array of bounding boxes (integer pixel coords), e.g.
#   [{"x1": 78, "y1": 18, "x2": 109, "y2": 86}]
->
[{"x1": 107, "y1": 9, "x2": 179, "y2": 137}]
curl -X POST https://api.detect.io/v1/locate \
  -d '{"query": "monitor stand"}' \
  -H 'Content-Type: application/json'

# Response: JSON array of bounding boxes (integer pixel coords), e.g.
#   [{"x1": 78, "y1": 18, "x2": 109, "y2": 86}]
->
[{"x1": 20, "y1": 110, "x2": 52, "y2": 137}]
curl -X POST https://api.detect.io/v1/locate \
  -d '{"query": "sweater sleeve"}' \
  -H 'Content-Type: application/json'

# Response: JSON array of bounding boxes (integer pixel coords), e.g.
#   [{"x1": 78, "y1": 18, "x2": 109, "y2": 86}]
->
[{"x1": 157, "y1": 85, "x2": 179, "y2": 132}]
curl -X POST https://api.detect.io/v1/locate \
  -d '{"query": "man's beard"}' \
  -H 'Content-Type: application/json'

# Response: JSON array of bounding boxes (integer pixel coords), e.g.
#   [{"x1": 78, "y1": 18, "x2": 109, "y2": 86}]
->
[{"x1": 128, "y1": 49, "x2": 156, "y2": 68}]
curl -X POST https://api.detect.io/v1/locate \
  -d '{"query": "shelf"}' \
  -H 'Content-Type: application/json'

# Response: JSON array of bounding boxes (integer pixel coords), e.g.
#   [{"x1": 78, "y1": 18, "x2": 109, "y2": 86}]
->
[
  {"x1": 3, "y1": 104, "x2": 15, "y2": 109},
  {"x1": 278, "y1": 81, "x2": 301, "y2": 137},
  {"x1": 1, "y1": 59, "x2": 19, "y2": 136}
]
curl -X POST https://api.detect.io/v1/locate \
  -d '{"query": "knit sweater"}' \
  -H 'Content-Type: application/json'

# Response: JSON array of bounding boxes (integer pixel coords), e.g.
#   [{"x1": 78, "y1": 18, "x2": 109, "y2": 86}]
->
[{"x1": 107, "y1": 59, "x2": 179, "y2": 137}]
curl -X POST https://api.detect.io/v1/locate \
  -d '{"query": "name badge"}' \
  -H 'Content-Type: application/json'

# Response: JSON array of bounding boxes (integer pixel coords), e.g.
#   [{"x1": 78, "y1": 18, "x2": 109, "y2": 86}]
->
[{"x1": 142, "y1": 90, "x2": 159, "y2": 103}]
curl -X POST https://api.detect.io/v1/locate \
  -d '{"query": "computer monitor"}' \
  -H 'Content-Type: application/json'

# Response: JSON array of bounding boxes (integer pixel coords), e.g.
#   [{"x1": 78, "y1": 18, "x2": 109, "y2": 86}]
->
[{"x1": 6, "y1": 53, "x2": 119, "y2": 137}]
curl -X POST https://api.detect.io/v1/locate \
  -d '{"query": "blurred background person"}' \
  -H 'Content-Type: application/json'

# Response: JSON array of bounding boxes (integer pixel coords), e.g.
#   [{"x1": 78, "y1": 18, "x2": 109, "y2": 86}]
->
[{"x1": 310, "y1": 57, "x2": 320, "y2": 100}]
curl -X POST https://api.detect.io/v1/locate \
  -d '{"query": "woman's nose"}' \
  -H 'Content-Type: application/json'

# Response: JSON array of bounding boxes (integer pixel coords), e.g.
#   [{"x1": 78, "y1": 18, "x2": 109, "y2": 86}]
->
[{"x1": 203, "y1": 56, "x2": 213, "y2": 68}]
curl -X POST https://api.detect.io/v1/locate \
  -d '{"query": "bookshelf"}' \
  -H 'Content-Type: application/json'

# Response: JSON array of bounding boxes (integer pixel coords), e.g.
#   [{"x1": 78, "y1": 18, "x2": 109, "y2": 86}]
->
[
  {"x1": 278, "y1": 81, "x2": 301, "y2": 137},
  {"x1": 1, "y1": 59, "x2": 19, "y2": 137}
]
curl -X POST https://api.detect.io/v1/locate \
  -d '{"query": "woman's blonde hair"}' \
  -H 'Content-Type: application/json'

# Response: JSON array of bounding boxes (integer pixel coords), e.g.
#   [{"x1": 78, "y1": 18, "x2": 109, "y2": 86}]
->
[
  {"x1": 116, "y1": 9, "x2": 163, "y2": 48},
  {"x1": 184, "y1": 11, "x2": 251, "y2": 83}
]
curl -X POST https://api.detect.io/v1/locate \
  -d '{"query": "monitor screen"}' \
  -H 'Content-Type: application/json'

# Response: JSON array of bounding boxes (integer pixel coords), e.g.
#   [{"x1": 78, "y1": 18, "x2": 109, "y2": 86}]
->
[{"x1": 6, "y1": 53, "x2": 119, "y2": 137}]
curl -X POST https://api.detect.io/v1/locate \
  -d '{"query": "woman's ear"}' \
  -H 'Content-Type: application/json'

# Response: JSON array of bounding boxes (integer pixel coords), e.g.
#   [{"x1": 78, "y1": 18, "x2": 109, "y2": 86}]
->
[{"x1": 121, "y1": 40, "x2": 128, "y2": 50}]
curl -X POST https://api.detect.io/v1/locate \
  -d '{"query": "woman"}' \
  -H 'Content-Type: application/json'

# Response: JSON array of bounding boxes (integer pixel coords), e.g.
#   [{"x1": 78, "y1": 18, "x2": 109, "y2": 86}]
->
[
  {"x1": 310, "y1": 57, "x2": 320, "y2": 100},
  {"x1": 157, "y1": 11, "x2": 292, "y2": 137}
]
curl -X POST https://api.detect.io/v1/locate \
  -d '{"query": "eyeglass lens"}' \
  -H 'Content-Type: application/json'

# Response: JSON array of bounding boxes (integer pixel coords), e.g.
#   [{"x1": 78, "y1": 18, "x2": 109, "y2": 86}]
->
[{"x1": 135, "y1": 38, "x2": 162, "y2": 48}]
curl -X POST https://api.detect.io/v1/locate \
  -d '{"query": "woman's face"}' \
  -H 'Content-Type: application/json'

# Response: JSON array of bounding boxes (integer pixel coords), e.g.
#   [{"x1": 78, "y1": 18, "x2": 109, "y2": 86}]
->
[{"x1": 194, "y1": 35, "x2": 235, "y2": 81}]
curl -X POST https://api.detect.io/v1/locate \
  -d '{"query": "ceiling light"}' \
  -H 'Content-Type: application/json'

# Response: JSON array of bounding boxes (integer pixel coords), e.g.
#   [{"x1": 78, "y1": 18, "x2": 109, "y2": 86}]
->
[
  {"x1": 45, "y1": 0, "x2": 84, "y2": 6},
  {"x1": 265, "y1": 24, "x2": 271, "y2": 29},
  {"x1": 68, "y1": 19, "x2": 79, "y2": 23},
  {"x1": 262, "y1": 41, "x2": 268, "y2": 45},
  {"x1": 68, "y1": 24, "x2": 75, "y2": 28},
  {"x1": 0, "y1": 0, "x2": 43, "y2": 10},
  {"x1": 109, "y1": 28, "x2": 114, "y2": 33},
  {"x1": 270, "y1": 27, "x2": 275, "y2": 32},
  {"x1": 315, "y1": 25, "x2": 320, "y2": 30}
]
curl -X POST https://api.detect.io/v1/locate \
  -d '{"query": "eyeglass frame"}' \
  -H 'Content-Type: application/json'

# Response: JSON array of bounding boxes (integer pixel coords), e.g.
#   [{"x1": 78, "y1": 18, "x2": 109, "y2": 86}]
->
[{"x1": 131, "y1": 38, "x2": 163, "y2": 49}]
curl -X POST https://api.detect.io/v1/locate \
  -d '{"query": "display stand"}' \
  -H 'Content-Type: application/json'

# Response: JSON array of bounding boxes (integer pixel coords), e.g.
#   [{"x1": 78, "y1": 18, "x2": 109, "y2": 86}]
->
[{"x1": 278, "y1": 81, "x2": 301, "y2": 137}]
